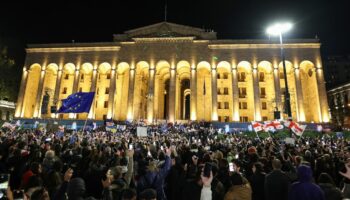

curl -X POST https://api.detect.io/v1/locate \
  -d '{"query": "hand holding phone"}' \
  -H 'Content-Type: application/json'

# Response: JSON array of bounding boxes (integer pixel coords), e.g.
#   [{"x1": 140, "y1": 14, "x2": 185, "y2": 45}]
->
[
  {"x1": 203, "y1": 163, "x2": 212, "y2": 178},
  {"x1": 229, "y1": 162, "x2": 234, "y2": 172}
]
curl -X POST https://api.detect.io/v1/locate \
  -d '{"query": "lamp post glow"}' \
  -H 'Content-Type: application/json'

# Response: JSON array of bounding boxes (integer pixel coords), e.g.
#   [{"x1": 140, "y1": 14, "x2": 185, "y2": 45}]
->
[{"x1": 267, "y1": 22, "x2": 293, "y2": 121}]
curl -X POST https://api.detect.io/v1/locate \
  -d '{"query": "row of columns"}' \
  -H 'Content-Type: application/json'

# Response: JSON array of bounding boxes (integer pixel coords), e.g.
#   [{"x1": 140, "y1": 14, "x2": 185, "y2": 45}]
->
[{"x1": 16, "y1": 63, "x2": 329, "y2": 123}]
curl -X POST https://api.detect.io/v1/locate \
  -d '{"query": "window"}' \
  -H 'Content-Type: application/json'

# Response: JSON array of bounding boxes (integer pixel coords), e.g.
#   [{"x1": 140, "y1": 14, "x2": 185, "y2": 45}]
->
[
  {"x1": 239, "y1": 88, "x2": 247, "y2": 98},
  {"x1": 105, "y1": 87, "x2": 110, "y2": 94},
  {"x1": 223, "y1": 73, "x2": 228, "y2": 79},
  {"x1": 224, "y1": 102, "x2": 229, "y2": 109},
  {"x1": 238, "y1": 72, "x2": 246, "y2": 82},
  {"x1": 104, "y1": 101, "x2": 108, "y2": 108},
  {"x1": 279, "y1": 72, "x2": 285, "y2": 79},
  {"x1": 218, "y1": 116, "x2": 222, "y2": 122},
  {"x1": 79, "y1": 87, "x2": 82, "y2": 92},
  {"x1": 62, "y1": 87, "x2": 67, "y2": 94},
  {"x1": 260, "y1": 88, "x2": 266, "y2": 98},
  {"x1": 224, "y1": 116, "x2": 229, "y2": 122},
  {"x1": 103, "y1": 115, "x2": 107, "y2": 120},
  {"x1": 239, "y1": 102, "x2": 248, "y2": 109},
  {"x1": 218, "y1": 102, "x2": 222, "y2": 109},
  {"x1": 224, "y1": 87, "x2": 229, "y2": 95},
  {"x1": 217, "y1": 88, "x2": 222, "y2": 95},
  {"x1": 259, "y1": 72, "x2": 265, "y2": 82},
  {"x1": 107, "y1": 74, "x2": 111, "y2": 79},
  {"x1": 240, "y1": 116, "x2": 248, "y2": 122},
  {"x1": 217, "y1": 74, "x2": 220, "y2": 79},
  {"x1": 97, "y1": 88, "x2": 99, "y2": 95},
  {"x1": 262, "y1": 102, "x2": 267, "y2": 110},
  {"x1": 80, "y1": 74, "x2": 84, "y2": 82},
  {"x1": 262, "y1": 116, "x2": 268, "y2": 121},
  {"x1": 64, "y1": 74, "x2": 69, "y2": 80}
]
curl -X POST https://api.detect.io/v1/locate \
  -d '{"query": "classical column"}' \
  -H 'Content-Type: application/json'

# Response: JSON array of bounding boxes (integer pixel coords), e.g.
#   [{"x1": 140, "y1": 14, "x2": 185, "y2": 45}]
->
[
  {"x1": 15, "y1": 67, "x2": 29, "y2": 118},
  {"x1": 107, "y1": 68, "x2": 116, "y2": 119},
  {"x1": 190, "y1": 67, "x2": 197, "y2": 120},
  {"x1": 88, "y1": 69, "x2": 97, "y2": 119},
  {"x1": 71, "y1": 69, "x2": 80, "y2": 118},
  {"x1": 231, "y1": 68, "x2": 239, "y2": 121},
  {"x1": 252, "y1": 68, "x2": 261, "y2": 121},
  {"x1": 33, "y1": 69, "x2": 45, "y2": 118},
  {"x1": 53, "y1": 69, "x2": 63, "y2": 118},
  {"x1": 273, "y1": 67, "x2": 282, "y2": 114},
  {"x1": 315, "y1": 66, "x2": 330, "y2": 122},
  {"x1": 127, "y1": 68, "x2": 135, "y2": 120},
  {"x1": 211, "y1": 67, "x2": 218, "y2": 121},
  {"x1": 168, "y1": 68, "x2": 176, "y2": 122},
  {"x1": 294, "y1": 68, "x2": 305, "y2": 121},
  {"x1": 147, "y1": 68, "x2": 155, "y2": 123}
]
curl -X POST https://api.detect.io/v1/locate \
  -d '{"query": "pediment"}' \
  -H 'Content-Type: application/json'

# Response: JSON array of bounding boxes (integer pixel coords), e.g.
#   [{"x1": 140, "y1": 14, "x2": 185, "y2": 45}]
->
[{"x1": 113, "y1": 22, "x2": 217, "y2": 41}]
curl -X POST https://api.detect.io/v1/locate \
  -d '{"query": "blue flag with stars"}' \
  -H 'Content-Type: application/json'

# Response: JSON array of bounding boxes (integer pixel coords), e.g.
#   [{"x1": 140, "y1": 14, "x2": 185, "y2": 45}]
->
[{"x1": 58, "y1": 92, "x2": 95, "y2": 113}]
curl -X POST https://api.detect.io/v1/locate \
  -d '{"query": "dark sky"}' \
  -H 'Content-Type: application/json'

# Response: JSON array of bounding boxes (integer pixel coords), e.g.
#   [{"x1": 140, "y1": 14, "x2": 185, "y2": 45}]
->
[{"x1": 1, "y1": 0, "x2": 349, "y2": 68}]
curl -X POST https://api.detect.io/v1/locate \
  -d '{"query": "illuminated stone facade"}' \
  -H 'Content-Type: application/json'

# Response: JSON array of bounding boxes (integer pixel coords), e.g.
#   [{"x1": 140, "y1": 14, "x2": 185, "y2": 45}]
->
[{"x1": 15, "y1": 22, "x2": 329, "y2": 123}]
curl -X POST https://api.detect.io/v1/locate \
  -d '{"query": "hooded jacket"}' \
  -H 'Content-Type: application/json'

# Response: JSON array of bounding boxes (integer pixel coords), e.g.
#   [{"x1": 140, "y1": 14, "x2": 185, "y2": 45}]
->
[
  {"x1": 137, "y1": 156, "x2": 171, "y2": 200},
  {"x1": 289, "y1": 165, "x2": 325, "y2": 200}
]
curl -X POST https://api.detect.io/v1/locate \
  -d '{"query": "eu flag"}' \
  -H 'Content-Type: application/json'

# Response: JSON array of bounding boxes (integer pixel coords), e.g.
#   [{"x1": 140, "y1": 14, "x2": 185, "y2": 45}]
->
[{"x1": 58, "y1": 92, "x2": 95, "y2": 113}]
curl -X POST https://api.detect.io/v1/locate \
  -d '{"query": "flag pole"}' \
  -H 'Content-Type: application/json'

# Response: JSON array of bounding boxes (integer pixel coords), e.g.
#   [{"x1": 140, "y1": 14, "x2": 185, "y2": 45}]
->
[{"x1": 83, "y1": 93, "x2": 95, "y2": 132}]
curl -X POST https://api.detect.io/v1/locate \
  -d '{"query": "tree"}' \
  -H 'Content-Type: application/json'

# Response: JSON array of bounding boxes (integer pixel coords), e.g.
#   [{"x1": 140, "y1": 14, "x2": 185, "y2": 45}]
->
[{"x1": 0, "y1": 45, "x2": 16, "y2": 101}]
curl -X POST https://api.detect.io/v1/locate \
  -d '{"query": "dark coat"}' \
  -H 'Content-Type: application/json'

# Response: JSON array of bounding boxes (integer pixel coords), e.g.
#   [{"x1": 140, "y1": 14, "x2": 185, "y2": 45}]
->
[
  {"x1": 288, "y1": 165, "x2": 325, "y2": 200},
  {"x1": 264, "y1": 170, "x2": 290, "y2": 200},
  {"x1": 137, "y1": 156, "x2": 171, "y2": 200},
  {"x1": 319, "y1": 183, "x2": 343, "y2": 200},
  {"x1": 249, "y1": 172, "x2": 265, "y2": 200}
]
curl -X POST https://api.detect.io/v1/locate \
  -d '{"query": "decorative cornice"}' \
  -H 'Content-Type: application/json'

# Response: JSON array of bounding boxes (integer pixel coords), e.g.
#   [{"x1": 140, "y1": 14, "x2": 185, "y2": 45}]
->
[
  {"x1": 132, "y1": 37, "x2": 195, "y2": 42},
  {"x1": 26, "y1": 46, "x2": 121, "y2": 53},
  {"x1": 208, "y1": 43, "x2": 320, "y2": 49}
]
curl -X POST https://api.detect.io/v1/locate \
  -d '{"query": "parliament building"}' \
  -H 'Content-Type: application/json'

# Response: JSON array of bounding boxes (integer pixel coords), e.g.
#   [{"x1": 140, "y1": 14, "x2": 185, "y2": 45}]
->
[{"x1": 15, "y1": 22, "x2": 330, "y2": 123}]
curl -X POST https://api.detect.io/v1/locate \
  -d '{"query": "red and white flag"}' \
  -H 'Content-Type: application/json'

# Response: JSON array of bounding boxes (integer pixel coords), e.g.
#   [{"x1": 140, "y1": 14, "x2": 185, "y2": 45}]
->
[
  {"x1": 291, "y1": 124, "x2": 307, "y2": 136},
  {"x1": 272, "y1": 120, "x2": 284, "y2": 130},
  {"x1": 251, "y1": 121, "x2": 263, "y2": 132},
  {"x1": 263, "y1": 121, "x2": 276, "y2": 132}
]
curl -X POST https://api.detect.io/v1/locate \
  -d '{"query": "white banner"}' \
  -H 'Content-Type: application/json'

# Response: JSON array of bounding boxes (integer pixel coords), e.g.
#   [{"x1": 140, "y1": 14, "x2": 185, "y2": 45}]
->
[{"x1": 137, "y1": 126, "x2": 148, "y2": 137}]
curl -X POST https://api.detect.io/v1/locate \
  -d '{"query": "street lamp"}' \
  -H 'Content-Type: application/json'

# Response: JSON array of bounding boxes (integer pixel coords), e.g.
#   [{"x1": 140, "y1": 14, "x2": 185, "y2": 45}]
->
[{"x1": 266, "y1": 22, "x2": 293, "y2": 120}]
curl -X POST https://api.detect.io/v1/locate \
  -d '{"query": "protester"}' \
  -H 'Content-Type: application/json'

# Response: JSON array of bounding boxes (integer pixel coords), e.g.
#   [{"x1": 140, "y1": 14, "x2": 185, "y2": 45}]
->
[{"x1": 0, "y1": 120, "x2": 349, "y2": 200}]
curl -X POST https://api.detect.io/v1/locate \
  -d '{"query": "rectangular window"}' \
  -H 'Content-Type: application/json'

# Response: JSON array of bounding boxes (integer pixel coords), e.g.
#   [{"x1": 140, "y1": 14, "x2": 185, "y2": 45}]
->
[
  {"x1": 260, "y1": 88, "x2": 266, "y2": 98},
  {"x1": 107, "y1": 74, "x2": 111, "y2": 79},
  {"x1": 224, "y1": 116, "x2": 229, "y2": 122},
  {"x1": 64, "y1": 74, "x2": 69, "y2": 80},
  {"x1": 224, "y1": 87, "x2": 229, "y2": 95},
  {"x1": 97, "y1": 88, "x2": 99, "y2": 95},
  {"x1": 105, "y1": 87, "x2": 109, "y2": 94},
  {"x1": 218, "y1": 102, "x2": 222, "y2": 109},
  {"x1": 262, "y1": 102, "x2": 267, "y2": 110},
  {"x1": 62, "y1": 87, "x2": 67, "y2": 94},
  {"x1": 79, "y1": 87, "x2": 82, "y2": 92},
  {"x1": 239, "y1": 102, "x2": 247, "y2": 109},
  {"x1": 218, "y1": 116, "x2": 222, "y2": 122},
  {"x1": 259, "y1": 72, "x2": 265, "y2": 82},
  {"x1": 104, "y1": 101, "x2": 108, "y2": 108},
  {"x1": 262, "y1": 116, "x2": 268, "y2": 121},
  {"x1": 103, "y1": 114, "x2": 107, "y2": 120},
  {"x1": 223, "y1": 73, "x2": 228, "y2": 79},
  {"x1": 80, "y1": 74, "x2": 84, "y2": 82},
  {"x1": 239, "y1": 87, "x2": 247, "y2": 98},
  {"x1": 238, "y1": 72, "x2": 246, "y2": 82},
  {"x1": 217, "y1": 74, "x2": 220, "y2": 79},
  {"x1": 279, "y1": 72, "x2": 285, "y2": 79},
  {"x1": 217, "y1": 88, "x2": 222, "y2": 95},
  {"x1": 240, "y1": 116, "x2": 248, "y2": 122},
  {"x1": 224, "y1": 102, "x2": 229, "y2": 109}
]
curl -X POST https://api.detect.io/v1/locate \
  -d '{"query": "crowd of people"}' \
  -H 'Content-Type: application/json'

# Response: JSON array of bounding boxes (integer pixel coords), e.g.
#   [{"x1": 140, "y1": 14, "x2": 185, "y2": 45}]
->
[{"x1": 0, "y1": 121, "x2": 350, "y2": 200}]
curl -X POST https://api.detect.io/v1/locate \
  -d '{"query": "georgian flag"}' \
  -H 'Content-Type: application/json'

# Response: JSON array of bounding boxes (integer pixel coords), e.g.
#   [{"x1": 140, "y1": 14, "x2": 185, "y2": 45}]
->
[
  {"x1": 251, "y1": 121, "x2": 263, "y2": 132},
  {"x1": 263, "y1": 121, "x2": 276, "y2": 132},
  {"x1": 283, "y1": 120, "x2": 307, "y2": 136},
  {"x1": 272, "y1": 120, "x2": 284, "y2": 130},
  {"x1": 291, "y1": 124, "x2": 307, "y2": 136}
]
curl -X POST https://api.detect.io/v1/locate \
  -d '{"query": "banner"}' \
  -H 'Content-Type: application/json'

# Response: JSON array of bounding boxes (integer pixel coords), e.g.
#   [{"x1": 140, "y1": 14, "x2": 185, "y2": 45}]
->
[{"x1": 137, "y1": 126, "x2": 148, "y2": 137}]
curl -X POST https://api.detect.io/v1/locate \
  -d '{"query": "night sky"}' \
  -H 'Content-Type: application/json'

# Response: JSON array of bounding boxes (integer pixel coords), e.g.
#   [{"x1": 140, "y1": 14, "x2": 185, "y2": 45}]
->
[{"x1": 1, "y1": 0, "x2": 349, "y2": 68}]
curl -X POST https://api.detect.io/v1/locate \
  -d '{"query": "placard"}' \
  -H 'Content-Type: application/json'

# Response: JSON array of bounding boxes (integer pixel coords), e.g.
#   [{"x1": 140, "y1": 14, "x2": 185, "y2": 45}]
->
[{"x1": 137, "y1": 126, "x2": 148, "y2": 137}]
